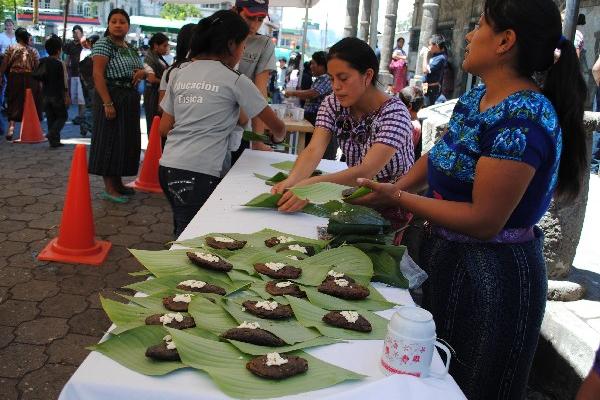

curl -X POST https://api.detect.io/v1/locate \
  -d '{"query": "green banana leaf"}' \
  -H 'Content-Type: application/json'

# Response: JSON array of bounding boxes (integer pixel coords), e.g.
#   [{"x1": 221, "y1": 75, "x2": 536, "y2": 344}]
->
[
  {"x1": 305, "y1": 246, "x2": 373, "y2": 285},
  {"x1": 285, "y1": 296, "x2": 389, "y2": 340},
  {"x1": 188, "y1": 296, "x2": 239, "y2": 334},
  {"x1": 129, "y1": 270, "x2": 152, "y2": 277},
  {"x1": 123, "y1": 273, "x2": 237, "y2": 296},
  {"x1": 100, "y1": 296, "x2": 165, "y2": 335},
  {"x1": 302, "y1": 200, "x2": 344, "y2": 218},
  {"x1": 243, "y1": 193, "x2": 283, "y2": 208},
  {"x1": 243, "y1": 130, "x2": 291, "y2": 148},
  {"x1": 88, "y1": 325, "x2": 188, "y2": 376},
  {"x1": 329, "y1": 233, "x2": 393, "y2": 248},
  {"x1": 354, "y1": 245, "x2": 410, "y2": 289},
  {"x1": 226, "y1": 336, "x2": 339, "y2": 355},
  {"x1": 254, "y1": 172, "x2": 288, "y2": 186},
  {"x1": 342, "y1": 186, "x2": 373, "y2": 200},
  {"x1": 270, "y1": 160, "x2": 296, "y2": 171},
  {"x1": 220, "y1": 298, "x2": 321, "y2": 344},
  {"x1": 167, "y1": 328, "x2": 364, "y2": 399},
  {"x1": 303, "y1": 287, "x2": 398, "y2": 311},
  {"x1": 290, "y1": 182, "x2": 352, "y2": 204}
]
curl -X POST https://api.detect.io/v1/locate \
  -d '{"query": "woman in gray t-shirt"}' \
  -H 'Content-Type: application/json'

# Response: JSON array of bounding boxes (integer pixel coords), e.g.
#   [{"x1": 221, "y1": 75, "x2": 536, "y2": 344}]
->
[{"x1": 158, "y1": 10, "x2": 285, "y2": 238}]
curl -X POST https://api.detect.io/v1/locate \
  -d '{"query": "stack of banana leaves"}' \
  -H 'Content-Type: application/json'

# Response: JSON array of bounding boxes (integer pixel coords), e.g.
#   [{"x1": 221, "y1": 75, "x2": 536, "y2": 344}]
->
[
  {"x1": 245, "y1": 171, "x2": 409, "y2": 288},
  {"x1": 94, "y1": 228, "x2": 404, "y2": 398}
]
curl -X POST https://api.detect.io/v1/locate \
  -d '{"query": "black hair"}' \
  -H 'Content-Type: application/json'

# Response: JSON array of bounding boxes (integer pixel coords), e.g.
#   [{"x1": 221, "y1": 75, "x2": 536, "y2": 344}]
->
[
  {"x1": 327, "y1": 37, "x2": 379, "y2": 86},
  {"x1": 72, "y1": 25, "x2": 83, "y2": 33},
  {"x1": 15, "y1": 27, "x2": 29, "y2": 45},
  {"x1": 4, "y1": 19, "x2": 13, "y2": 25},
  {"x1": 398, "y1": 86, "x2": 424, "y2": 113},
  {"x1": 288, "y1": 55, "x2": 301, "y2": 70},
  {"x1": 88, "y1": 34, "x2": 100, "y2": 45},
  {"x1": 44, "y1": 35, "x2": 62, "y2": 56},
  {"x1": 484, "y1": 0, "x2": 587, "y2": 200},
  {"x1": 429, "y1": 34, "x2": 447, "y2": 52},
  {"x1": 104, "y1": 8, "x2": 130, "y2": 37},
  {"x1": 577, "y1": 13, "x2": 585, "y2": 26},
  {"x1": 174, "y1": 23, "x2": 195, "y2": 64},
  {"x1": 311, "y1": 51, "x2": 327, "y2": 70},
  {"x1": 397, "y1": 37, "x2": 405, "y2": 43},
  {"x1": 149, "y1": 32, "x2": 169, "y2": 50},
  {"x1": 188, "y1": 10, "x2": 249, "y2": 59}
]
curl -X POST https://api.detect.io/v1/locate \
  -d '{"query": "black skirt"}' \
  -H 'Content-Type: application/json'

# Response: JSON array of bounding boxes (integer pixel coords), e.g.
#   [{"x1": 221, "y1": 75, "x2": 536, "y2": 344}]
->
[
  {"x1": 6, "y1": 71, "x2": 42, "y2": 122},
  {"x1": 88, "y1": 86, "x2": 141, "y2": 177},
  {"x1": 143, "y1": 83, "x2": 160, "y2": 135}
]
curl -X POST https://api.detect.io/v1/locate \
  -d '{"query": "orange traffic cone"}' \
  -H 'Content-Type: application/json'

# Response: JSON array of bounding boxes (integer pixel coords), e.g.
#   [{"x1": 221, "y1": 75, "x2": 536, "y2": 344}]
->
[
  {"x1": 14, "y1": 88, "x2": 46, "y2": 144},
  {"x1": 38, "y1": 144, "x2": 111, "y2": 266},
  {"x1": 127, "y1": 115, "x2": 163, "y2": 193}
]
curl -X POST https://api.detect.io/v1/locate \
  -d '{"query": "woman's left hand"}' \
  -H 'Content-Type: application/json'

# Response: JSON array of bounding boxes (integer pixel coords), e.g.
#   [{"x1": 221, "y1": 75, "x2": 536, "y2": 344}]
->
[
  {"x1": 346, "y1": 178, "x2": 403, "y2": 209},
  {"x1": 132, "y1": 69, "x2": 146, "y2": 85}
]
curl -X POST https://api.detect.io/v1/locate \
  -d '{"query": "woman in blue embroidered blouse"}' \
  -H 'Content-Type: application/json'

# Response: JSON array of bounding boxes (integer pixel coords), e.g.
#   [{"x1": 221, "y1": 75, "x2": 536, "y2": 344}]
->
[{"x1": 352, "y1": 0, "x2": 587, "y2": 398}]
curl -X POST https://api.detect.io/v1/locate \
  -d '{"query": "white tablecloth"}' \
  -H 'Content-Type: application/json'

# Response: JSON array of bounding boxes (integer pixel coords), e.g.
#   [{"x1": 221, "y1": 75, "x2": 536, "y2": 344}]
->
[{"x1": 59, "y1": 150, "x2": 466, "y2": 400}]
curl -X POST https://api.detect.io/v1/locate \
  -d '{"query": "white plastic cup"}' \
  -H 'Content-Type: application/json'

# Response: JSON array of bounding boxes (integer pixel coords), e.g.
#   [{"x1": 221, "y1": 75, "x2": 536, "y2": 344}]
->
[
  {"x1": 290, "y1": 107, "x2": 304, "y2": 121},
  {"x1": 380, "y1": 306, "x2": 451, "y2": 378}
]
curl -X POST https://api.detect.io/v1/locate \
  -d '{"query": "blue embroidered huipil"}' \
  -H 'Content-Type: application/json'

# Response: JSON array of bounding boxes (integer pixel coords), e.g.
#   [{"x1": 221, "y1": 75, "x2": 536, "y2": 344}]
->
[{"x1": 427, "y1": 85, "x2": 562, "y2": 229}]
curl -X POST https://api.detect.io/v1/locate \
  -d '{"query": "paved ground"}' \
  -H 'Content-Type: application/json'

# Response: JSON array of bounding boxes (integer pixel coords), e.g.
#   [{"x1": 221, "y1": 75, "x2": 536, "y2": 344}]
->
[
  {"x1": 0, "y1": 107, "x2": 172, "y2": 400},
  {"x1": 0, "y1": 106, "x2": 597, "y2": 399}
]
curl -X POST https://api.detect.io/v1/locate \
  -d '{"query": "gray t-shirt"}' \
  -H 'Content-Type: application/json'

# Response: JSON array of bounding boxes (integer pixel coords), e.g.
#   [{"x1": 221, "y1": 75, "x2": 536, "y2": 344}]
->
[
  {"x1": 238, "y1": 34, "x2": 276, "y2": 82},
  {"x1": 160, "y1": 60, "x2": 267, "y2": 177},
  {"x1": 159, "y1": 61, "x2": 191, "y2": 92}
]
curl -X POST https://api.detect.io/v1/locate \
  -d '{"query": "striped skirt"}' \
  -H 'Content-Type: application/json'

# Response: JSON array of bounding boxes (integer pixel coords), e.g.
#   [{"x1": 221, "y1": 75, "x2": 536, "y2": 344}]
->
[
  {"x1": 88, "y1": 86, "x2": 141, "y2": 177},
  {"x1": 419, "y1": 226, "x2": 547, "y2": 399}
]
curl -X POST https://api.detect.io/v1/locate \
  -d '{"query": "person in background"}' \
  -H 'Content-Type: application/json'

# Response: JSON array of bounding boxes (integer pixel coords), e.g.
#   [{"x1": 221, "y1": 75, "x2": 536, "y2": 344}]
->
[
  {"x1": 422, "y1": 34, "x2": 448, "y2": 106},
  {"x1": 0, "y1": 19, "x2": 16, "y2": 53},
  {"x1": 0, "y1": 28, "x2": 41, "y2": 141},
  {"x1": 398, "y1": 86, "x2": 424, "y2": 161},
  {"x1": 78, "y1": 34, "x2": 99, "y2": 137},
  {"x1": 591, "y1": 52, "x2": 600, "y2": 175},
  {"x1": 284, "y1": 51, "x2": 337, "y2": 160},
  {"x1": 350, "y1": 0, "x2": 587, "y2": 397},
  {"x1": 576, "y1": 345, "x2": 600, "y2": 399},
  {"x1": 88, "y1": 8, "x2": 145, "y2": 203},
  {"x1": 389, "y1": 38, "x2": 408, "y2": 94},
  {"x1": 64, "y1": 25, "x2": 85, "y2": 125},
  {"x1": 39, "y1": 35, "x2": 69, "y2": 148},
  {"x1": 272, "y1": 37, "x2": 414, "y2": 220},
  {"x1": 158, "y1": 10, "x2": 285, "y2": 237},
  {"x1": 574, "y1": 13, "x2": 585, "y2": 59},
  {"x1": 158, "y1": 23, "x2": 194, "y2": 107},
  {"x1": 271, "y1": 58, "x2": 286, "y2": 104},
  {"x1": 231, "y1": 0, "x2": 277, "y2": 161},
  {"x1": 143, "y1": 32, "x2": 169, "y2": 134}
]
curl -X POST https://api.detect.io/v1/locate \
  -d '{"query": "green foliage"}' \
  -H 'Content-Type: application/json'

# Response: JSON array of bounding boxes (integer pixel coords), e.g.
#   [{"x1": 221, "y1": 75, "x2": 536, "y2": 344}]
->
[{"x1": 160, "y1": 4, "x2": 201, "y2": 21}]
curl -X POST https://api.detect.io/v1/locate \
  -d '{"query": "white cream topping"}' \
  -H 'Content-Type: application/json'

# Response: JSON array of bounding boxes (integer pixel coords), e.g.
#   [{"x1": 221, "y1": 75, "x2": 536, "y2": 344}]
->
[
  {"x1": 194, "y1": 252, "x2": 220, "y2": 263},
  {"x1": 288, "y1": 244, "x2": 307, "y2": 254},
  {"x1": 179, "y1": 279, "x2": 207, "y2": 288},
  {"x1": 172, "y1": 293, "x2": 193, "y2": 303},
  {"x1": 276, "y1": 236, "x2": 295, "y2": 244},
  {"x1": 340, "y1": 311, "x2": 360, "y2": 323},
  {"x1": 265, "y1": 352, "x2": 288, "y2": 366},
  {"x1": 159, "y1": 313, "x2": 184, "y2": 325},
  {"x1": 265, "y1": 262, "x2": 286, "y2": 271},
  {"x1": 275, "y1": 281, "x2": 293, "y2": 288},
  {"x1": 328, "y1": 270, "x2": 345, "y2": 278},
  {"x1": 212, "y1": 236, "x2": 235, "y2": 243},
  {"x1": 255, "y1": 301, "x2": 278, "y2": 311},
  {"x1": 163, "y1": 335, "x2": 172, "y2": 341},
  {"x1": 238, "y1": 321, "x2": 260, "y2": 329},
  {"x1": 287, "y1": 255, "x2": 300, "y2": 261},
  {"x1": 166, "y1": 341, "x2": 177, "y2": 350},
  {"x1": 334, "y1": 278, "x2": 350, "y2": 287}
]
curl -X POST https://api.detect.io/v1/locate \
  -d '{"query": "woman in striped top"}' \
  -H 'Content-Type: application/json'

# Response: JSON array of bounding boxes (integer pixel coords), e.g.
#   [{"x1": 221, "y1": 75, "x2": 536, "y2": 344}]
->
[{"x1": 272, "y1": 37, "x2": 414, "y2": 213}]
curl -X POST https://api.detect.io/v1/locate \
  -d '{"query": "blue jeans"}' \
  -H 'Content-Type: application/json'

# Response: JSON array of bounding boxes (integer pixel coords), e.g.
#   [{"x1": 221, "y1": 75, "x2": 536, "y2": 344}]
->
[
  {"x1": 420, "y1": 227, "x2": 547, "y2": 399},
  {"x1": 272, "y1": 89, "x2": 283, "y2": 105},
  {"x1": 158, "y1": 166, "x2": 221, "y2": 238}
]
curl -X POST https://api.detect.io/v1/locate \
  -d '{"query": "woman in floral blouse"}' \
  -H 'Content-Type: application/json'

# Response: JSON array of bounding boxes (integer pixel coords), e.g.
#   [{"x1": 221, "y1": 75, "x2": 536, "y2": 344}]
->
[
  {"x1": 352, "y1": 0, "x2": 587, "y2": 398},
  {"x1": 0, "y1": 27, "x2": 41, "y2": 140}
]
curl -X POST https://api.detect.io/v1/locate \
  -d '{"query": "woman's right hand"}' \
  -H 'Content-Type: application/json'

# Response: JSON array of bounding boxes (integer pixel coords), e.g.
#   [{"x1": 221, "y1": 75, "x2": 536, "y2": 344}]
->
[
  {"x1": 271, "y1": 178, "x2": 293, "y2": 195},
  {"x1": 104, "y1": 104, "x2": 116, "y2": 120}
]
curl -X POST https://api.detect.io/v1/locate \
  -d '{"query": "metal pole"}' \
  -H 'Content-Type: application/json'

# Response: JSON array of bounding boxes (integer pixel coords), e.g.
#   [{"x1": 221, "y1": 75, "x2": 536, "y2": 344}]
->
[
  {"x1": 562, "y1": 0, "x2": 581, "y2": 42},
  {"x1": 298, "y1": 0, "x2": 310, "y2": 87},
  {"x1": 33, "y1": 0, "x2": 39, "y2": 25},
  {"x1": 369, "y1": 0, "x2": 379, "y2": 50},
  {"x1": 62, "y1": 0, "x2": 70, "y2": 42}
]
